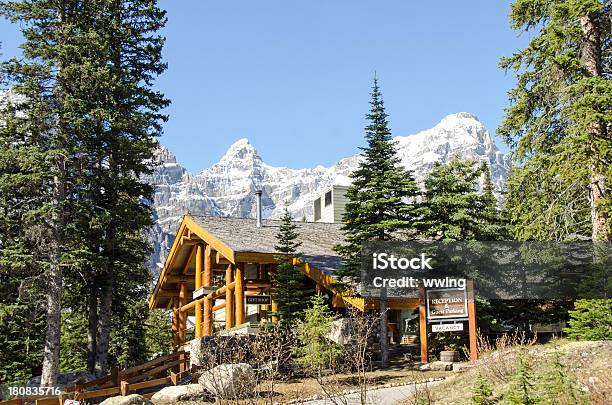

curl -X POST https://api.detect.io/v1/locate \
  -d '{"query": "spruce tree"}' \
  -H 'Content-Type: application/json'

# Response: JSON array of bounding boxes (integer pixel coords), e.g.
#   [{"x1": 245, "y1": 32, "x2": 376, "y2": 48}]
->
[
  {"x1": 0, "y1": 0, "x2": 168, "y2": 380},
  {"x1": 0, "y1": 0, "x2": 101, "y2": 384},
  {"x1": 335, "y1": 78, "x2": 420, "y2": 281},
  {"x1": 499, "y1": 0, "x2": 611, "y2": 242},
  {"x1": 270, "y1": 208, "x2": 313, "y2": 325},
  {"x1": 418, "y1": 159, "x2": 503, "y2": 240},
  {"x1": 335, "y1": 77, "x2": 420, "y2": 367},
  {"x1": 500, "y1": 0, "x2": 611, "y2": 346}
]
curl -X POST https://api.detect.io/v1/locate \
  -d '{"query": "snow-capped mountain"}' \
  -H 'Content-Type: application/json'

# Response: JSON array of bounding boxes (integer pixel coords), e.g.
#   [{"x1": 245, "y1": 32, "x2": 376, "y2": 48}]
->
[{"x1": 146, "y1": 112, "x2": 511, "y2": 273}]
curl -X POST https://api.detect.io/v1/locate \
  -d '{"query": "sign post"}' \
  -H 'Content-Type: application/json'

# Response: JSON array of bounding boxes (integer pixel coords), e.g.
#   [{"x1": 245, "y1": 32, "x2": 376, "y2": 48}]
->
[
  {"x1": 418, "y1": 286, "x2": 428, "y2": 363},
  {"x1": 419, "y1": 280, "x2": 478, "y2": 363},
  {"x1": 467, "y1": 280, "x2": 478, "y2": 361}
]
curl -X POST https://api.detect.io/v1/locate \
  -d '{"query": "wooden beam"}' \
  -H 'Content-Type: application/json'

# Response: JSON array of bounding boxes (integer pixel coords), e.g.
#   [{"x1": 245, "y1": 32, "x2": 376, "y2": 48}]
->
[
  {"x1": 158, "y1": 289, "x2": 179, "y2": 298},
  {"x1": 203, "y1": 297, "x2": 213, "y2": 336},
  {"x1": 245, "y1": 280, "x2": 271, "y2": 289},
  {"x1": 180, "y1": 245, "x2": 197, "y2": 275},
  {"x1": 195, "y1": 244, "x2": 203, "y2": 338},
  {"x1": 216, "y1": 251, "x2": 231, "y2": 265},
  {"x1": 171, "y1": 305, "x2": 179, "y2": 349},
  {"x1": 166, "y1": 275, "x2": 195, "y2": 284},
  {"x1": 213, "y1": 302, "x2": 226, "y2": 311},
  {"x1": 225, "y1": 264, "x2": 234, "y2": 329},
  {"x1": 235, "y1": 252, "x2": 277, "y2": 264},
  {"x1": 235, "y1": 263, "x2": 245, "y2": 325},
  {"x1": 183, "y1": 215, "x2": 236, "y2": 263},
  {"x1": 178, "y1": 283, "x2": 187, "y2": 346},
  {"x1": 204, "y1": 245, "x2": 213, "y2": 287}
]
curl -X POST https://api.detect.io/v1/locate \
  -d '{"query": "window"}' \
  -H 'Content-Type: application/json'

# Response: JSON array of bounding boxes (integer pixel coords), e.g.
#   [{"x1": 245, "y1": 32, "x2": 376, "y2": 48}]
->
[
  {"x1": 324, "y1": 191, "x2": 332, "y2": 206},
  {"x1": 314, "y1": 197, "x2": 321, "y2": 221}
]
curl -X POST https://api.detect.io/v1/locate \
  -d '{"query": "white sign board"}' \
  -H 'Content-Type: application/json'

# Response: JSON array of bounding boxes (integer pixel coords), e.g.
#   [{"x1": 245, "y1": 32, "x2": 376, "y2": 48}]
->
[{"x1": 432, "y1": 323, "x2": 464, "y2": 332}]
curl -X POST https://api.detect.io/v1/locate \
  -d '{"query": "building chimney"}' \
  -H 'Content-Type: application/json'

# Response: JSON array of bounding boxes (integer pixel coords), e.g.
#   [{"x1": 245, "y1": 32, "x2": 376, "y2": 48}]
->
[{"x1": 255, "y1": 190, "x2": 263, "y2": 227}]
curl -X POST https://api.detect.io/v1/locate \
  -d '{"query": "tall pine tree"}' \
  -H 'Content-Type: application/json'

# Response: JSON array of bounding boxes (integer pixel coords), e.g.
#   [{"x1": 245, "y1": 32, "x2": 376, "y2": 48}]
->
[
  {"x1": 335, "y1": 77, "x2": 420, "y2": 280},
  {"x1": 335, "y1": 77, "x2": 420, "y2": 367},
  {"x1": 270, "y1": 208, "x2": 313, "y2": 325},
  {"x1": 499, "y1": 0, "x2": 611, "y2": 242},
  {"x1": 500, "y1": 0, "x2": 611, "y2": 339}
]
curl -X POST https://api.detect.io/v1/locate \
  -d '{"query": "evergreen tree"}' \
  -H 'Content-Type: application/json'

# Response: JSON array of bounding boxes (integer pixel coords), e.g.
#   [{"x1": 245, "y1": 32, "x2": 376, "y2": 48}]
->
[
  {"x1": 418, "y1": 159, "x2": 504, "y2": 240},
  {"x1": 335, "y1": 77, "x2": 420, "y2": 281},
  {"x1": 293, "y1": 294, "x2": 343, "y2": 371},
  {"x1": 500, "y1": 0, "x2": 611, "y2": 345},
  {"x1": 506, "y1": 353, "x2": 537, "y2": 405},
  {"x1": 0, "y1": 0, "x2": 102, "y2": 384},
  {"x1": 271, "y1": 208, "x2": 313, "y2": 325},
  {"x1": 335, "y1": 77, "x2": 420, "y2": 368},
  {"x1": 471, "y1": 374, "x2": 494, "y2": 405},
  {"x1": 565, "y1": 298, "x2": 612, "y2": 340},
  {"x1": 499, "y1": 0, "x2": 611, "y2": 242},
  {"x1": 0, "y1": 0, "x2": 168, "y2": 380}
]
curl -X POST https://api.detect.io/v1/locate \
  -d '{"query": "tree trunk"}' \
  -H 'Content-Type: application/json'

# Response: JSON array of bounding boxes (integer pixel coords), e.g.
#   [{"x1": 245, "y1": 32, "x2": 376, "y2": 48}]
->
[
  {"x1": 95, "y1": 281, "x2": 113, "y2": 376},
  {"x1": 580, "y1": 14, "x2": 610, "y2": 242},
  {"x1": 379, "y1": 288, "x2": 389, "y2": 368},
  {"x1": 41, "y1": 241, "x2": 62, "y2": 386},
  {"x1": 41, "y1": 170, "x2": 65, "y2": 385},
  {"x1": 87, "y1": 288, "x2": 98, "y2": 373}
]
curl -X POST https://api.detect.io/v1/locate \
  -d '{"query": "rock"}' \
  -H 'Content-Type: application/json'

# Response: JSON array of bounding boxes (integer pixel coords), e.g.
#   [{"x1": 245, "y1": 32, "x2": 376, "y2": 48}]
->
[
  {"x1": 198, "y1": 363, "x2": 255, "y2": 398},
  {"x1": 100, "y1": 394, "x2": 152, "y2": 405},
  {"x1": 452, "y1": 363, "x2": 475, "y2": 373},
  {"x1": 430, "y1": 361, "x2": 454, "y2": 371},
  {"x1": 419, "y1": 363, "x2": 431, "y2": 371},
  {"x1": 151, "y1": 384, "x2": 209, "y2": 403}
]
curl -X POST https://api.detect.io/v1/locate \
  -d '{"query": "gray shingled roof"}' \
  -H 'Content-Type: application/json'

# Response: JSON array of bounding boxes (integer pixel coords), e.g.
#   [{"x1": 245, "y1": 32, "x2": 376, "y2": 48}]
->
[{"x1": 190, "y1": 215, "x2": 346, "y2": 275}]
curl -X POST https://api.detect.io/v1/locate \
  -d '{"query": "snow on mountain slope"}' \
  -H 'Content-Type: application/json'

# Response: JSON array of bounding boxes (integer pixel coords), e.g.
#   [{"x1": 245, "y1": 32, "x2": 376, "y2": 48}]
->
[{"x1": 146, "y1": 112, "x2": 511, "y2": 273}]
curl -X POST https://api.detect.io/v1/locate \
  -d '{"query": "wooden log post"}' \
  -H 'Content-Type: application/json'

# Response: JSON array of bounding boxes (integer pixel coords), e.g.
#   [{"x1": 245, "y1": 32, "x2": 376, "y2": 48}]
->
[
  {"x1": 178, "y1": 283, "x2": 187, "y2": 346},
  {"x1": 225, "y1": 264, "x2": 234, "y2": 329},
  {"x1": 203, "y1": 245, "x2": 213, "y2": 335},
  {"x1": 419, "y1": 286, "x2": 428, "y2": 364},
  {"x1": 271, "y1": 300, "x2": 279, "y2": 324},
  {"x1": 171, "y1": 299, "x2": 179, "y2": 349},
  {"x1": 194, "y1": 244, "x2": 203, "y2": 337},
  {"x1": 467, "y1": 279, "x2": 478, "y2": 361},
  {"x1": 235, "y1": 263, "x2": 245, "y2": 325}
]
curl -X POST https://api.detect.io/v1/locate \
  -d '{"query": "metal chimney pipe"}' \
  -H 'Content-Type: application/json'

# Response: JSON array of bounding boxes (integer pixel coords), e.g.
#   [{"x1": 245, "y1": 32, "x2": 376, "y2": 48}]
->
[{"x1": 255, "y1": 190, "x2": 263, "y2": 227}]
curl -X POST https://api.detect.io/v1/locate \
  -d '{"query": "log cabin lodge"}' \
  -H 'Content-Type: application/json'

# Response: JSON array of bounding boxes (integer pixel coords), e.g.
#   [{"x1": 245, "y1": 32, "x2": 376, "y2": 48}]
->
[{"x1": 148, "y1": 186, "x2": 420, "y2": 350}]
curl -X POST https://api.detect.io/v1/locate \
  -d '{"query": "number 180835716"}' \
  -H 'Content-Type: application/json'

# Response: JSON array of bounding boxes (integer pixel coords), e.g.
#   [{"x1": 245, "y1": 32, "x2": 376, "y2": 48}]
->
[{"x1": 4, "y1": 386, "x2": 62, "y2": 397}]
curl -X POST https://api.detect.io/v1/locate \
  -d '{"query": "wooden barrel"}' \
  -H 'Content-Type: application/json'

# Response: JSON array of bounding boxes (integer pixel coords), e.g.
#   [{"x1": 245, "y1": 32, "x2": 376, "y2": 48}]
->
[{"x1": 440, "y1": 350, "x2": 460, "y2": 362}]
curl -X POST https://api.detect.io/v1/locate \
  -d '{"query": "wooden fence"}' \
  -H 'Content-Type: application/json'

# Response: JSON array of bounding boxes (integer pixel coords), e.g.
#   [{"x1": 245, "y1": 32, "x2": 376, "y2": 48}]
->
[{"x1": 0, "y1": 351, "x2": 190, "y2": 405}]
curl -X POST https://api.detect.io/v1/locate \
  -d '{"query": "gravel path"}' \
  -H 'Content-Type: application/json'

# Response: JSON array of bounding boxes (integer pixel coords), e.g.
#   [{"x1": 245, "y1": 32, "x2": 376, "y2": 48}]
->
[{"x1": 302, "y1": 379, "x2": 443, "y2": 405}]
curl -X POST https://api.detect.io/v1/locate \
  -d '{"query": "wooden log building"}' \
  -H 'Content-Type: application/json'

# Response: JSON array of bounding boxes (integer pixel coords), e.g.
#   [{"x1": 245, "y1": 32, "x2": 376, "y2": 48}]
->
[{"x1": 148, "y1": 214, "x2": 420, "y2": 349}]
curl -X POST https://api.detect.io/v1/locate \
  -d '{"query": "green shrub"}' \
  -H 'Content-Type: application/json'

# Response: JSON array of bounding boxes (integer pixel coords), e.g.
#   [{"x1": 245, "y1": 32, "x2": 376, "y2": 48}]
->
[
  {"x1": 565, "y1": 299, "x2": 612, "y2": 341},
  {"x1": 471, "y1": 374, "x2": 494, "y2": 405}
]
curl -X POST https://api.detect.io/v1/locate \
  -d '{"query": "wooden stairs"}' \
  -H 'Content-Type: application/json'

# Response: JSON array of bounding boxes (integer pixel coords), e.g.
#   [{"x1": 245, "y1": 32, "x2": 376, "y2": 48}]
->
[{"x1": 0, "y1": 351, "x2": 192, "y2": 405}]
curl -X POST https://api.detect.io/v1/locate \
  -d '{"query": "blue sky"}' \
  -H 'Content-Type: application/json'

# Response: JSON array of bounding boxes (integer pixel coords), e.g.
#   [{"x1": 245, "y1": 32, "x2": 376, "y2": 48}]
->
[{"x1": 0, "y1": 1, "x2": 529, "y2": 173}]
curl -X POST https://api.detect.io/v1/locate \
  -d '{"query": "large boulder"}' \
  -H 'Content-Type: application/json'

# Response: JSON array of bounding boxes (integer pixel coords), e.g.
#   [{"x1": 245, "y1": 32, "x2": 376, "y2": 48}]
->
[
  {"x1": 151, "y1": 384, "x2": 209, "y2": 403},
  {"x1": 430, "y1": 361, "x2": 454, "y2": 371},
  {"x1": 198, "y1": 363, "x2": 255, "y2": 398},
  {"x1": 100, "y1": 394, "x2": 152, "y2": 405}
]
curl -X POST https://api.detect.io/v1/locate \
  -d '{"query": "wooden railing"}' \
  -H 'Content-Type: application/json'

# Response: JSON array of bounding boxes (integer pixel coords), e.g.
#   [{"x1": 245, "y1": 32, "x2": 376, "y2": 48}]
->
[{"x1": 0, "y1": 351, "x2": 190, "y2": 405}]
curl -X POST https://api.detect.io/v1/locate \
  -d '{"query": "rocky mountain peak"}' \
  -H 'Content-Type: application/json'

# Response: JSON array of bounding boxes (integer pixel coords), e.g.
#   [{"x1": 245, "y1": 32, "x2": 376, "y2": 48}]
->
[
  {"x1": 146, "y1": 112, "x2": 511, "y2": 274},
  {"x1": 218, "y1": 138, "x2": 261, "y2": 166}
]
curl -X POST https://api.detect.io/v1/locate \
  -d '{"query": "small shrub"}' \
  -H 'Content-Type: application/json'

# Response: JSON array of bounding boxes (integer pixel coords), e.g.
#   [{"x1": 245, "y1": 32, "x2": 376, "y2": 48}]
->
[
  {"x1": 471, "y1": 374, "x2": 494, "y2": 405},
  {"x1": 565, "y1": 299, "x2": 612, "y2": 341},
  {"x1": 540, "y1": 348, "x2": 588, "y2": 405},
  {"x1": 505, "y1": 351, "x2": 537, "y2": 405}
]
